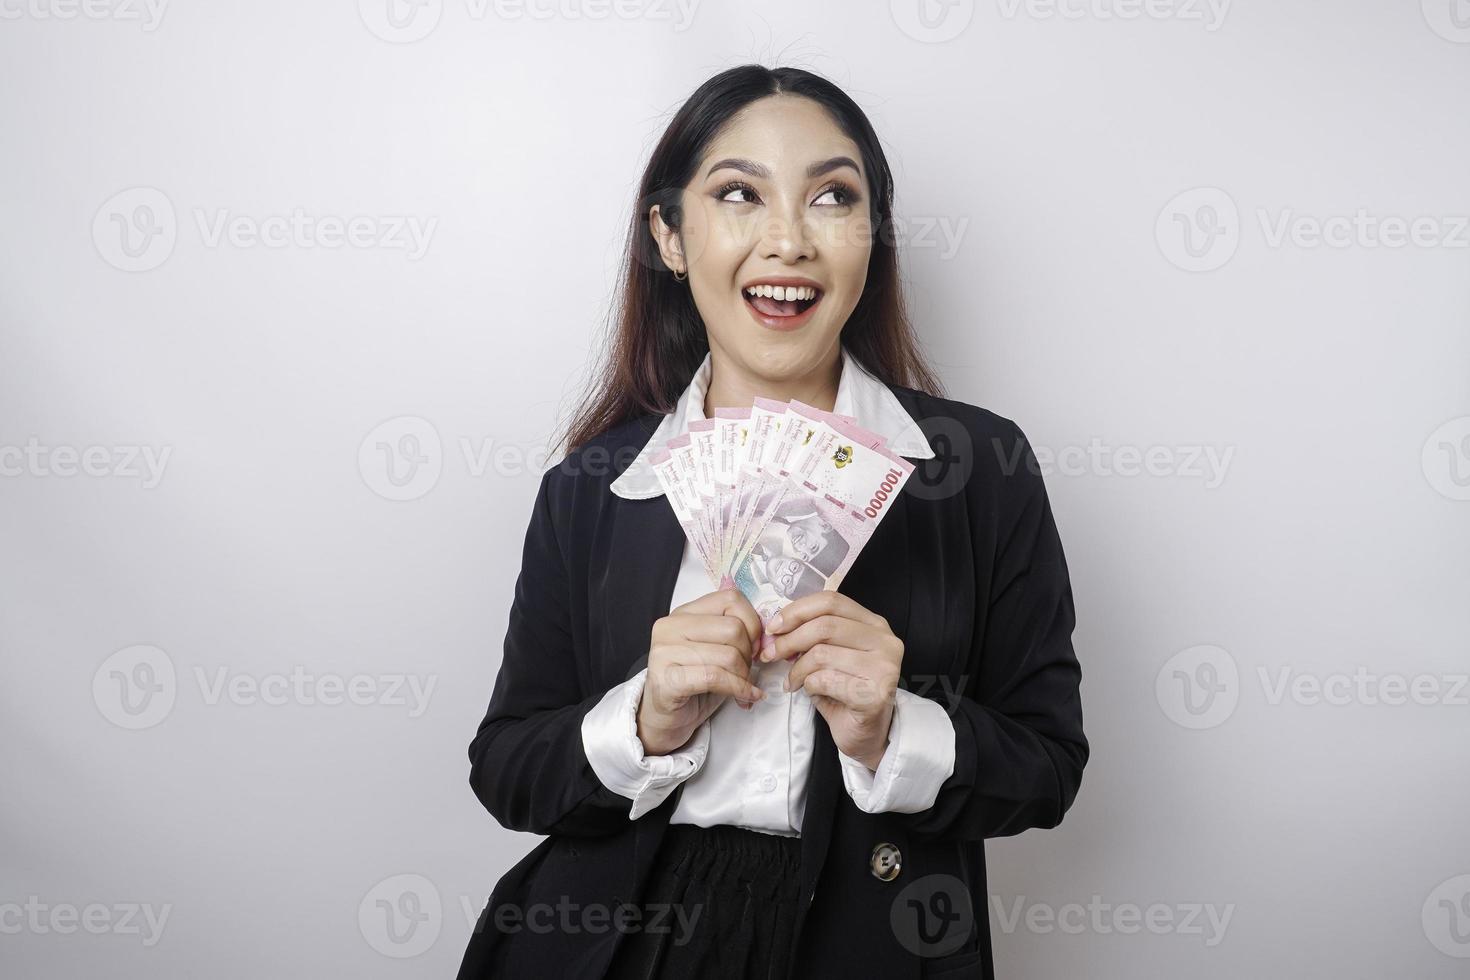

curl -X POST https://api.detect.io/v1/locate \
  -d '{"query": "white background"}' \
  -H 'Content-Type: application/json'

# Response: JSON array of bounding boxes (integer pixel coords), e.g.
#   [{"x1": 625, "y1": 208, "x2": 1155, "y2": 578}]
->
[{"x1": 2, "y1": 1, "x2": 1467, "y2": 976}]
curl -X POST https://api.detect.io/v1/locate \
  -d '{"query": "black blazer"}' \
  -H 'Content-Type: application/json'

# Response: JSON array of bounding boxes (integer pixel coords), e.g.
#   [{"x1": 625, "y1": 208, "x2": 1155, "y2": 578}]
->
[{"x1": 458, "y1": 383, "x2": 1088, "y2": 980}]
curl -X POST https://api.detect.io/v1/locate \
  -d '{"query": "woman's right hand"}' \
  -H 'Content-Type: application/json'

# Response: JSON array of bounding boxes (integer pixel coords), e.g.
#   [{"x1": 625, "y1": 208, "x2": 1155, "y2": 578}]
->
[{"x1": 636, "y1": 588, "x2": 765, "y2": 756}]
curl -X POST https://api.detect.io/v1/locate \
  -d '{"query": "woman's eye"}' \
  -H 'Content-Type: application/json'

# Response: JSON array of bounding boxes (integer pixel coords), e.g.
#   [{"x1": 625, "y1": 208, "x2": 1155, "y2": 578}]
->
[
  {"x1": 717, "y1": 182, "x2": 759, "y2": 204},
  {"x1": 814, "y1": 184, "x2": 856, "y2": 207},
  {"x1": 715, "y1": 181, "x2": 858, "y2": 208}
]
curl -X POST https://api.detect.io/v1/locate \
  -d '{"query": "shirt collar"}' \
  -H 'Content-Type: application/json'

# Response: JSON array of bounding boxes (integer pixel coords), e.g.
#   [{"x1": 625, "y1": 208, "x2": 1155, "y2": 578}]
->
[{"x1": 606, "y1": 346, "x2": 936, "y2": 500}]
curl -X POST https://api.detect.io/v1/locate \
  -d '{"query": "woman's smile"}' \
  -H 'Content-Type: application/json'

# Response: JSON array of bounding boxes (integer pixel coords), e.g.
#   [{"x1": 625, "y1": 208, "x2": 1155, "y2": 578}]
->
[{"x1": 740, "y1": 276, "x2": 825, "y2": 331}]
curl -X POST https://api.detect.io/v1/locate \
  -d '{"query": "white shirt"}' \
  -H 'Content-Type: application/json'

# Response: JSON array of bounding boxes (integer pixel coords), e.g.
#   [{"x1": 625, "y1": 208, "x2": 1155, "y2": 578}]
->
[{"x1": 578, "y1": 347, "x2": 958, "y2": 836}]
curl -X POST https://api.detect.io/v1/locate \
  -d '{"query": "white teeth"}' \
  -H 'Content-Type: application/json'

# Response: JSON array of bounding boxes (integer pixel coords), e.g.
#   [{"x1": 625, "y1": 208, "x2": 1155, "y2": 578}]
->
[{"x1": 743, "y1": 285, "x2": 818, "y2": 301}]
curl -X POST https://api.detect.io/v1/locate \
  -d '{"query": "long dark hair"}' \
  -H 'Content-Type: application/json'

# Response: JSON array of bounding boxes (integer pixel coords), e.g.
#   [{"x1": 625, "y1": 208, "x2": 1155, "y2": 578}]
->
[{"x1": 558, "y1": 64, "x2": 943, "y2": 454}]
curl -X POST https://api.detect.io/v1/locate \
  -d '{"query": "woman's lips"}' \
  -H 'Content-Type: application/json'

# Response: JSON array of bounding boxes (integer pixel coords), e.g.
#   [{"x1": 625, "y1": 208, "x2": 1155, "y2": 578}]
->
[{"x1": 742, "y1": 290, "x2": 822, "y2": 331}]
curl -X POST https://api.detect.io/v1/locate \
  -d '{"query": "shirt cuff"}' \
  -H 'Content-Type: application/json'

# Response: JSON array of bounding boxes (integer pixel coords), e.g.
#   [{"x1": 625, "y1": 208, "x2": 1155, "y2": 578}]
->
[
  {"x1": 837, "y1": 688, "x2": 958, "y2": 814},
  {"x1": 580, "y1": 667, "x2": 710, "y2": 820}
]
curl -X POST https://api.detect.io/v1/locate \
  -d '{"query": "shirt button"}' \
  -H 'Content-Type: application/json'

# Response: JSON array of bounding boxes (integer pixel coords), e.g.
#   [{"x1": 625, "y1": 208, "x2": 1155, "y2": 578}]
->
[
  {"x1": 870, "y1": 842, "x2": 902, "y2": 881},
  {"x1": 758, "y1": 773, "x2": 777, "y2": 792}
]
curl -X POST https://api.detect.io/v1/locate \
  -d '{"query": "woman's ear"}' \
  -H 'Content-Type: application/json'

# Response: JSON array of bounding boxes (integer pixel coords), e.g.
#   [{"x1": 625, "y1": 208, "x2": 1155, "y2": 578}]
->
[{"x1": 649, "y1": 204, "x2": 685, "y2": 275}]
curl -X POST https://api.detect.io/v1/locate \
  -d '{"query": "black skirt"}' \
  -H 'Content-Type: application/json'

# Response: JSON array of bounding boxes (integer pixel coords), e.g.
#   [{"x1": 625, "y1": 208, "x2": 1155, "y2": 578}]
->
[{"x1": 603, "y1": 822, "x2": 803, "y2": 980}]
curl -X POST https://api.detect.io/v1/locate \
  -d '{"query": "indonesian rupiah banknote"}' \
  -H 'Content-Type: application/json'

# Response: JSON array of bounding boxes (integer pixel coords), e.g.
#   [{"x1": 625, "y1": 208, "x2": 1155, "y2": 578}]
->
[{"x1": 651, "y1": 398, "x2": 914, "y2": 640}]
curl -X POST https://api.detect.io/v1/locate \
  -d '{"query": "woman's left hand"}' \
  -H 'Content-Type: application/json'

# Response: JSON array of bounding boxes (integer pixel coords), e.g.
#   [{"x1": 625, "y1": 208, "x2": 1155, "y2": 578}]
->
[{"x1": 761, "y1": 591, "x2": 902, "y2": 771}]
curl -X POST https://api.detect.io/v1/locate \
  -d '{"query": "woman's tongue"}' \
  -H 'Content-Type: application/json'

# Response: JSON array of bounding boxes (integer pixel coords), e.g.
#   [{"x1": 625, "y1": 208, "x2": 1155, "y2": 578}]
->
[{"x1": 749, "y1": 293, "x2": 804, "y2": 317}]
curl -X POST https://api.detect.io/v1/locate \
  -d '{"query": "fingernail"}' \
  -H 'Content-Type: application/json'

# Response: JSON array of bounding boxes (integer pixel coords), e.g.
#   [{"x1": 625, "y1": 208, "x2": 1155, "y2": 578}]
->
[
  {"x1": 769, "y1": 613, "x2": 783, "y2": 632},
  {"x1": 759, "y1": 633, "x2": 776, "y2": 661}
]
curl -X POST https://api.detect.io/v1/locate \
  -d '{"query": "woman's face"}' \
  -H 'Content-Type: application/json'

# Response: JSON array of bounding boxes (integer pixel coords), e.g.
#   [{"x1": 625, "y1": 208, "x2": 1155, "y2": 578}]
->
[{"x1": 652, "y1": 94, "x2": 873, "y2": 383}]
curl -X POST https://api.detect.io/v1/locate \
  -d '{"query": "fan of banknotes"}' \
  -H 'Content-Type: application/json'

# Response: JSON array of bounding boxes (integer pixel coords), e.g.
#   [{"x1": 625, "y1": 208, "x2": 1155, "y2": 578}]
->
[{"x1": 651, "y1": 396, "x2": 915, "y2": 635}]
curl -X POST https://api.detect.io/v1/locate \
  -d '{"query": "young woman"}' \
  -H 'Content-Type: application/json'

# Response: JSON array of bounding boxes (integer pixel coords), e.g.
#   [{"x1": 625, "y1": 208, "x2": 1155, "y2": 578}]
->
[{"x1": 458, "y1": 65, "x2": 1088, "y2": 980}]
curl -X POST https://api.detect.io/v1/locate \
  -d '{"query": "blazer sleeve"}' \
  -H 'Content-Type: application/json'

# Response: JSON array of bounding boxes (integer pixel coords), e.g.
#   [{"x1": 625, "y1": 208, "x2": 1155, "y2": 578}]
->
[
  {"x1": 899, "y1": 418, "x2": 1089, "y2": 843},
  {"x1": 466, "y1": 466, "x2": 642, "y2": 838}
]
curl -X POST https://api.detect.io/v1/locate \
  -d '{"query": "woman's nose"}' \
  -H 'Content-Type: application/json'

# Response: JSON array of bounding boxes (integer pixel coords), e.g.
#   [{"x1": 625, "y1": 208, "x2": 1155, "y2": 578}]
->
[{"x1": 759, "y1": 206, "x2": 816, "y2": 262}]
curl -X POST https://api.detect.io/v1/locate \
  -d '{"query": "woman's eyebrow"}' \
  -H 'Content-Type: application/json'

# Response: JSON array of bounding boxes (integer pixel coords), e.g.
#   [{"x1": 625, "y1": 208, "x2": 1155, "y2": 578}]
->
[{"x1": 704, "y1": 156, "x2": 862, "y2": 180}]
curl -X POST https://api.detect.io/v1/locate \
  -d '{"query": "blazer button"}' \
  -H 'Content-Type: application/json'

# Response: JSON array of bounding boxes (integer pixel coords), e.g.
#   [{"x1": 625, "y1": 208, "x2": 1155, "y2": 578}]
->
[{"x1": 870, "y1": 842, "x2": 902, "y2": 881}]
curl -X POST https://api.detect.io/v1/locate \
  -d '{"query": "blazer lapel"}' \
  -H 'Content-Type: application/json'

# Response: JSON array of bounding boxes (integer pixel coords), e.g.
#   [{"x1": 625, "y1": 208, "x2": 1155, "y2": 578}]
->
[
  {"x1": 599, "y1": 493, "x2": 687, "y2": 681},
  {"x1": 598, "y1": 490, "x2": 688, "y2": 900},
  {"x1": 794, "y1": 490, "x2": 914, "y2": 924}
]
